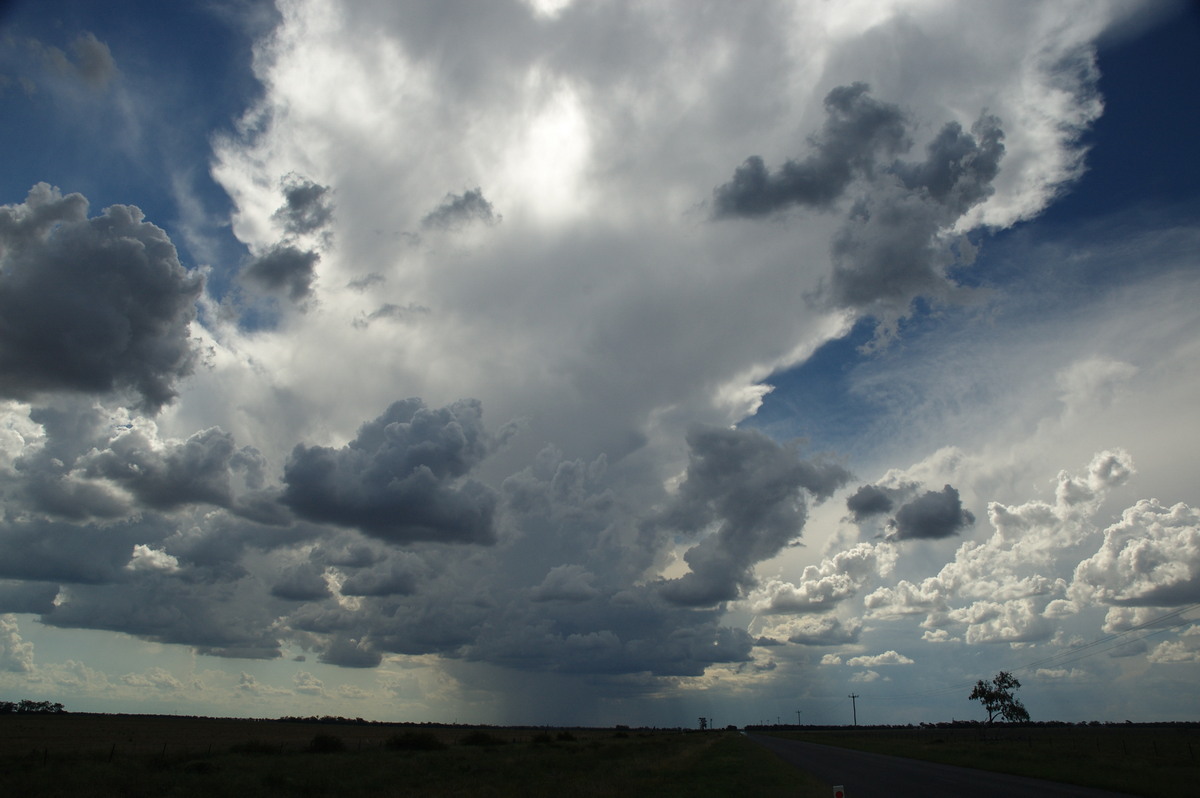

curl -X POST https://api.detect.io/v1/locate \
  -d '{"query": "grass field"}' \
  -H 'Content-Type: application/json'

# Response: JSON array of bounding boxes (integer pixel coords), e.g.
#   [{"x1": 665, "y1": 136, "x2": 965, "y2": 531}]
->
[
  {"x1": 764, "y1": 725, "x2": 1200, "y2": 798},
  {"x1": 0, "y1": 714, "x2": 823, "y2": 797}
]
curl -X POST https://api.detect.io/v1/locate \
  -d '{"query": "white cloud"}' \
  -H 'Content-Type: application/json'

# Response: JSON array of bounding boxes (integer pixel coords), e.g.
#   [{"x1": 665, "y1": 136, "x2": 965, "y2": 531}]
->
[
  {"x1": 0, "y1": 614, "x2": 34, "y2": 673},
  {"x1": 845, "y1": 650, "x2": 914, "y2": 667}
]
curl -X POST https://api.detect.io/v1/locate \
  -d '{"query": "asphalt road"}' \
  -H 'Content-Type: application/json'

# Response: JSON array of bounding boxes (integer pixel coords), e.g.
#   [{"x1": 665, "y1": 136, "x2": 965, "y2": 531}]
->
[{"x1": 747, "y1": 734, "x2": 1137, "y2": 798}]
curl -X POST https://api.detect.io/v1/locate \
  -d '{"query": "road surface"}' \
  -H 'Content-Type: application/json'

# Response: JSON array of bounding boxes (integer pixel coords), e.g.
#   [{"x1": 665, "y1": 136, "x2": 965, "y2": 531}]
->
[{"x1": 748, "y1": 733, "x2": 1137, "y2": 798}]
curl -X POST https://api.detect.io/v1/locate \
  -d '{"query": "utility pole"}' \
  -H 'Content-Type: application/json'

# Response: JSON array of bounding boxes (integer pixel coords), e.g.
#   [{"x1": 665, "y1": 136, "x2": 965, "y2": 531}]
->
[
  {"x1": 796, "y1": 709, "x2": 802, "y2": 726},
  {"x1": 848, "y1": 694, "x2": 859, "y2": 727}
]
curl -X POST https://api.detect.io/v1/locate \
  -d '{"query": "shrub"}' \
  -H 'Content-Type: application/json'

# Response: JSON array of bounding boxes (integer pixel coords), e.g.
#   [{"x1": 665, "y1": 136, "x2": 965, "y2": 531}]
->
[
  {"x1": 459, "y1": 731, "x2": 506, "y2": 747},
  {"x1": 308, "y1": 734, "x2": 347, "y2": 753},
  {"x1": 230, "y1": 740, "x2": 280, "y2": 755},
  {"x1": 386, "y1": 731, "x2": 447, "y2": 751}
]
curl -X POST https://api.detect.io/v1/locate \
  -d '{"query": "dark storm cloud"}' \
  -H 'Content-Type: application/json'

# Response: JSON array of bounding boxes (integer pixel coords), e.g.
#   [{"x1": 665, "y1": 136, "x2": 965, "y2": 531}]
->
[
  {"x1": 828, "y1": 114, "x2": 1005, "y2": 313},
  {"x1": 0, "y1": 519, "x2": 160, "y2": 584},
  {"x1": 888, "y1": 484, "x2": 975, "y2": 540},
  {"x1": 339, "y1": 556, "x2": 422, "y2": 596},
  {"x1": 282, "y1": 398, "x2": 498, "y2": 544},
  {"x1": 712, "y1": 83, "x2": 909, "y2": 218},
  {"x1": 0, "y1": 184, "x2": 203, "y2": 411},
  {"x1": 319, "y1": 636, "x2": 382, "y2": 668},
  {"x1": 845, "y1": 483, "x2": 896, "y2": 520},
  {"x1": 420, "y1": 188, "x2": 501, "y2": 230},
  {"x1": 0, "y1": 580, "x2": 59, "y2": 614},
  {"x1": 712, "y1": 84, "x2": 1005, "y2": 324},
  {"x1": 42, "y1": 576, "x2": 284, "y2": 660},
  {"x1": 656, "y1": 425, "x2": 851, "y2": 606},
  {"x1": 895, "y1": 115, "x2": 1005, "y2": 215},
  {"x1": 272, "y1": 174, "x2": 333, "y2": 236},
  {"x1": 241, "y1": 244, "x2": 319, "y2": 301}
]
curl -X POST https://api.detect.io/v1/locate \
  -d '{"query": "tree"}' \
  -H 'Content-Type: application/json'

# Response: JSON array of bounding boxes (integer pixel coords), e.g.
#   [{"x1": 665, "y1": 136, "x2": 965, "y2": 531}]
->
[{"x1": 969, "y1": 671, "x2": 1030, "y2": 724}]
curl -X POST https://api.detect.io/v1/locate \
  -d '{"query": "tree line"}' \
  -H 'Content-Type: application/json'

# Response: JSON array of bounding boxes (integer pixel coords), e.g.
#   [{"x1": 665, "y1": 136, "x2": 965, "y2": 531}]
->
[{"x1": 0, "y1": 699, "x2": 66, "y2": 714}]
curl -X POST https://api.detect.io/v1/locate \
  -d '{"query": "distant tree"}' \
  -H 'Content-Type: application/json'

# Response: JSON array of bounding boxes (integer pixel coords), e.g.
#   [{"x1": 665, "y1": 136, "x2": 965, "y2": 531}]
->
[{"x1": 969, "y1": 671, "x2": 1030, "y2": 724}]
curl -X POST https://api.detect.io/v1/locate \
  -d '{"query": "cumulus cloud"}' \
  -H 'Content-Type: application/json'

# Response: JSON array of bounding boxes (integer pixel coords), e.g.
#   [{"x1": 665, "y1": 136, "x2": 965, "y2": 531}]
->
[
  {"x1": 0, "y1": 613, "x2": 34, "y2": 672},
  {"x1": 120, "y1": 666, "x2": 183, "y2": 691},
  {"x1": 282, "y1": 398, "x2": 498, "y2": 544},
  {"x1": 0, "y1": 184, "x2": 203, "y2": 411},
  {"x1": 293, "y1": 670, "x2": 325, "y2": 695},
  {"x1": 749, "y1": 542, "x2": 892, "y2": 614},
  {"x1": 1072, "y1": 499, "x2": 1200, "y2": 606},
  {"x1": 773, "y1": 615, "x2": 862, "y2": 646},
  {"x1": 126, "y1": 544, "x2": 180, "y2": 574},
  {"x1": 845, "y1": 649, "x2": 914, "y2": 667}
]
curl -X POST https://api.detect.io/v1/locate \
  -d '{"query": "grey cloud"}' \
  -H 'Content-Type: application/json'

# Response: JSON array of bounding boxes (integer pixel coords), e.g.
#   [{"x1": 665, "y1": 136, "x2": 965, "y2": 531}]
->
[
  {"x1": 531, "y1": 564, "x2": 601, "y2": 603},
  {"x1": 0, "y1": 184, "x2": 203, "y2": 411},
  {"x1": 0, "y1": 580, "x2": 59, "y2": 614},
  {"x1": 270, "y1": 563, "x2": 331, "y2": 601},
  {"x1": 241, "y1": 244, "x2": 319, "y2": 301},
  {"x1": 0, "y1": 519, "x2": 159, "y2": 584},
  {"x1": 339, "y1": 557, "x2": 422, "y2": 596},
  {"x1": 827, "y1": 114, "x2": 1004, "y2": 319},
  {"x1": 42, "y1": 575, "x2": 284, "y2": 660},
  {"x1": 895, "y1": 115, "x2": 1005, "y2": 215},
  {"x1": 319, "y1": 636, "x2": 382, "y2": 668},
  {"x1": 80, "y1": 427, "x2": 246, "y2": 510},
  {"x1": 282, "y1": 398, "x2": 498, "y2": 544},
  {"x1": 421, "y1": 188, "x2": 501, "y2": 230},
  {"x1": 888, "y1": 484, "x2": 975, "y2": 540},
  {"x1": 846, "y1": 483, "x2": 896, "y2": 520},
  {"x1": 712, "y1": 82, "x2": 909, "y2": 218},
  {"x1": 32, "y1": 32, "x2": 117, "y2": 90},
  {"x1": 272, "y1": 174, "x2": 334, "y2": 236},
  {"x1": 352, "y1": 302, "x2": 430, "y2": 329},
  {"x1": 656, "y1": 425, "x2": 852, "y2": 606},
  {"x1": 785, "y1": 616, "x2": 863, "y2": 646}
]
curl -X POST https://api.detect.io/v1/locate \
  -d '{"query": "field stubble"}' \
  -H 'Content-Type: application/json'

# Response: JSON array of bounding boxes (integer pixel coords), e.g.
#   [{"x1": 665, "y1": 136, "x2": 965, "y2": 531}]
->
[{"x1": 767, "y1": 725, "x2": 1200, "y2": 798}]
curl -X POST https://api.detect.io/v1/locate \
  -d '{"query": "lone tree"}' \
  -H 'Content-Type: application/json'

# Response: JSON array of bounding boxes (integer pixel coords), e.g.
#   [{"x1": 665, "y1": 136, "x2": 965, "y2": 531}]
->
[{"x1": 969, "y1": 671, "x2": 1030, "y2": 724}]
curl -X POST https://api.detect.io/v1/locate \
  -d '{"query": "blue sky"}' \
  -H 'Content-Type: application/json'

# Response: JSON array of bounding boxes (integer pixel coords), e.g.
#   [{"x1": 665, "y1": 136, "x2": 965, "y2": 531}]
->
[{"x1": 1, "y1": 1, "x2": 1198, "y2": 728}]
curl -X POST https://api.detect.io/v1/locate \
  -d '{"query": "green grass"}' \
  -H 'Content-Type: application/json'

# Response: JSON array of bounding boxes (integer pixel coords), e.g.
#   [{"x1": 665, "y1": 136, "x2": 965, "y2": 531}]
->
[
  {"x1": 0, "y1": 727, "x2": 823, "y2": 797},
  {"x1": 765, "y1": 727, "x2": 1200, "y2": 798}
]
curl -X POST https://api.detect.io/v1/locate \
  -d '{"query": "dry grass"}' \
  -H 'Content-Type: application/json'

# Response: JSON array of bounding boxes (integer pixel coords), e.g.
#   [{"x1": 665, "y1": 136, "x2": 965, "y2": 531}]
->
[
  {"x1": 767, "y1": 726, "x2": 1200, "y2": 798},
  {"x1": 0, "y1": 714, "x2": 823, "y2": 797}
]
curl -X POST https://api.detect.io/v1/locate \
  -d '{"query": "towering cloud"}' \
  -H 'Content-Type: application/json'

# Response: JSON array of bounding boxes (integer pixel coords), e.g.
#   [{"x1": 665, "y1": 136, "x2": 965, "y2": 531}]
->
[{"x1": 283, "y1": 398, "x2": 498, "y2": 544}]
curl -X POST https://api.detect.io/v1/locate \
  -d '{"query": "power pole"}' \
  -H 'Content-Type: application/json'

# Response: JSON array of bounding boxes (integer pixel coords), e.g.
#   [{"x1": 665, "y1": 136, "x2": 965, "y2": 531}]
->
[
  {"x1": 796, "y1": 709, "x2": 802, "y2": 726},
  {"x1": 848, "y1": 694, "x2": 859, "y2": 727}
]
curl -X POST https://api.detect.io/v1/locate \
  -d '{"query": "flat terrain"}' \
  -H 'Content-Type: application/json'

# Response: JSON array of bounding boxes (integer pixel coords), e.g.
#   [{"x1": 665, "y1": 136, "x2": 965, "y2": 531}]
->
[
  {"x1": 0, "y1": 714, "x2": 824, "y2": 797},
  {"x1": 757, "y1": 726, "x2": 1200, "y2": 798}
]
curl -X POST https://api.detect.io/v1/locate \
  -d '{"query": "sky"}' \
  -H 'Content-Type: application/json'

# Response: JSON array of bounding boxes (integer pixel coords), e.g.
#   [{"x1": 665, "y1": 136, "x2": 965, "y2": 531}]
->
[{"x1": 0, "y1": 0, "x2": 1198, "y2": 729}]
